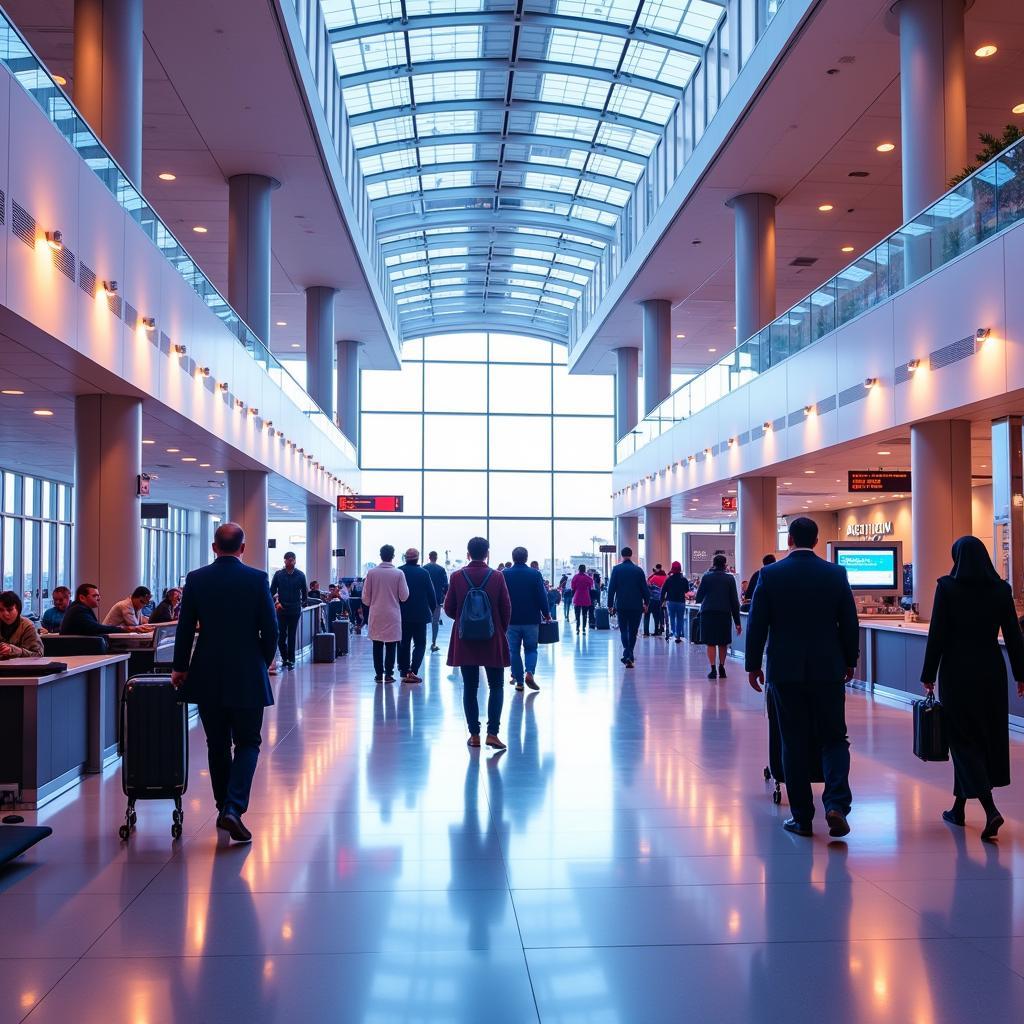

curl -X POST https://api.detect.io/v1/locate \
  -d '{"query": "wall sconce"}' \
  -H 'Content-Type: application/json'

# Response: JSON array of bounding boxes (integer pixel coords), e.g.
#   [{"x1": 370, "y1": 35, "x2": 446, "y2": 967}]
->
[
  {"x1": 907, "y1": 358, "x2": 921, "y2": 373},
  {"x1": 248, "y1": 407, "x2": 259, "y2": 416},
  {"x1": 174, "y1": 344, "x2": 187, "y2": 356},
  {"x1": 234, "y1": 398, "x2": 244, "y2": 409},
  {"x1": 196, "y1": 366, "x2": 210, "y2": 377},
  {"x1": 863, "y1": 377, "x2": 877, "y2": 389},
  {"x1": 102, "y1": 279, "x2": 118, "y2": 296},
  {"x1": 976, "y1": 327, "x2": 992, "y2": 341},
  {"x1": 298, "y1": 447, "x2": 305, "y2": 454},
  {"x1": 703, "y1": 447, "x2": 711, "y2": 456},
  {"x1": 728, "y1": 437, "x2": 736, "y2": 447},
  {"x1": 276, "y1": 429, "x2": 284, "y2": 437},
  {"x1": 45, "y1": 230, "x2": 63, "y2": 252},
  {"x1": 142, "y1": 317, "x2": 156, "y2": 332},
  {"x1": 219, "y1": 381, "x2": 229, "y2": 391},
  {"x1": 265, "y1": 420, "x2": 273, "y2": 429},
  {"x1": 687, "y1": 454, "x2": 695, "y2": 463},
  {"x1": 306, "y1": 453, "x2": 313, "y2": 460},
  {"x1": 804, "y1": 404, "x2": 814, "y2": 416},
  {"x1": 763, "y1": 420, "x2": 772, "y2": 431}
]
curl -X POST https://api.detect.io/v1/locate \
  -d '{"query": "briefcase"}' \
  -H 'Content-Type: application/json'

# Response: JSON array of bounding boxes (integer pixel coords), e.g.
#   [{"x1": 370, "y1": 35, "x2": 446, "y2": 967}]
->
[
  {"x1": 912, "y1": 692, "x2": 949, "y2": 761},
  {"x1": 538, "y1": 620, "x2": 560, "y2": 644}
]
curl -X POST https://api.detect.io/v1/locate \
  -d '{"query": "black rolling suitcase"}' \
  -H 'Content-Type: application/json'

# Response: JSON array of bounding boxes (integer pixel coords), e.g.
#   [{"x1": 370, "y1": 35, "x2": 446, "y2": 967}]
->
[
  {"x1": 763, "y1": 683, "x2": 823, "y2": 805},
  {"x1": 119, "y1": 674, "x2": 188, "y2": 841},
  {"x1": 313, "y1": 632, "x2": 336, "y2": 662},
  {"x1": 594, "y1": 606, "x2": 610, "y2": 630},
  {"x1": 331, "y1": 620, "x2": 349, "y2": 656}
]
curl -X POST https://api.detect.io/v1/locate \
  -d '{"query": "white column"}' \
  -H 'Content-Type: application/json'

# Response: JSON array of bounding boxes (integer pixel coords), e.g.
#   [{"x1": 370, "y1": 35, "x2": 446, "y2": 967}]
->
[
  {"x1": 74, "y1": 394, "x2": 142, "y2": 607},
  {"x1": 640, "y1": 299, "x2": 671, "y2": 417},
  {"x1": 727, "y1": 192, "x2": 776, "y2": 345},
  {"x1": 911, "y1": 419, "x2": 972, "y2": 618},
  {"x1": 336, "y1": 340, "x2": 361, "y2": 448},
  {"x1": 305, "y1": 286, "x2": 336, "y2": 418},
  {"x1": 73, "y1": 0, "x2": 143, "y2": 185},
  {"x1": 337, "y1": 516, "x2": 358, "y2": 579},
  {"x1": 644, "y1": 505, "x2": 671, "y2": 572},
  {"x1": 228, "y1": 174, "x2": 277, "y2": 346},
  {"x1": 305, "y1": 503, "x2": 333, "y2": 592},
  {"x1": 226, "y1": 470, "x2": 268, "y2": 574},
  {"x1": 616, "y1": 514, "x2": 639, "y2": 556},
  {"x1": 992, "y1": 417, "x2": 1024, "y2": 610},
  {"x1": 614, "y1": 346, "x2": 639, "y2": 443},
  {"x1": 737, "y1": 476, "x2": 777, "y2": 586}
]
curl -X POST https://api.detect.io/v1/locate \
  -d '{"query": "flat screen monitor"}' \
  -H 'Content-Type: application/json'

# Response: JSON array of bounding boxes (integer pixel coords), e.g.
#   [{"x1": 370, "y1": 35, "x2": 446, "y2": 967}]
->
[{"x1": 832, "y1": 544, "x2": 900, "y2": 591}]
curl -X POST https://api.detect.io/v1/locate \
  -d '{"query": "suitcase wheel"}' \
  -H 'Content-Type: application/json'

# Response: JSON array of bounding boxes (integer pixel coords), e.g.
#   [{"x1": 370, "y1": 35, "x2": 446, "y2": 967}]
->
[
  {"x1": 763, "y1": 766, "x2": 771, "y2": 782},
  {"x1": 171, "y1": 823, "x2": 182, "y2": 840},
  {"x1": 171, "y1": 800, "x2": 183, "y2": 839},
  {"x1": 118, "y1": 824, "x2": 131, "y2": 841},
  {"x1": 772, "y1": 786, "x2": 782, "y2": 806}
]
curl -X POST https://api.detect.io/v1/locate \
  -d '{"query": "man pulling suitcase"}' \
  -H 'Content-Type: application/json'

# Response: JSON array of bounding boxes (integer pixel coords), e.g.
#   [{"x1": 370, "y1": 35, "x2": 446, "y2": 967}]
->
[{"x1": 172, "y1": 522, "x2": 278, "y2": 843}]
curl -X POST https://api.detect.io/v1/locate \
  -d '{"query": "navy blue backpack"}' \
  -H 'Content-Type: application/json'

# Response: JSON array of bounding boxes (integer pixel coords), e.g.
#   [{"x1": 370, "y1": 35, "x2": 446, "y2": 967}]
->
[{"x1": 459, "y1": 568, "x2": 495, "y2": 641}]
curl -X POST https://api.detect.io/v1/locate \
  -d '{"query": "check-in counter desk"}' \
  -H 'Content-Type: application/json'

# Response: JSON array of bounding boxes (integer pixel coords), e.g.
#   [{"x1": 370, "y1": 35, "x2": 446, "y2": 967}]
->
[
  {"x1": 296, "y1": 603, "x2": 325, "y2": 658},
  {"x1": 0, "y1": 654, "x2": 130, "y2": 808},
  {"x1": 106, "y1": 623, "x2": 178, "y2": 676}
]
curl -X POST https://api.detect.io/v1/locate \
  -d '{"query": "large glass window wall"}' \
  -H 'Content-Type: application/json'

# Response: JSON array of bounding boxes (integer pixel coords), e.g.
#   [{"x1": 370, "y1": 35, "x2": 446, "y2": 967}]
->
[
  {"x1": 360, "y1": 332, "x2": 613, "y2": 578},
  {"x1": 142, "y1": 507, "x2": 190, "y2": 598},
  {"x1": 0, "y1": 470, "x2": 73, "y2": 618}
]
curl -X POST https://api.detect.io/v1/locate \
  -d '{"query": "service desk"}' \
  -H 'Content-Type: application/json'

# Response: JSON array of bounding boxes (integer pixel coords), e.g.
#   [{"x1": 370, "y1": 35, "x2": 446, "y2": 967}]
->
[
  {"x1": 0, "y1": 653, "x2": 130, "y2": 808},
  {"x1": 295, "y1": 603, "x2": 324, "y2": 658},
  {"x1": 107, "y1": 622, "x2": 178, "y2": 676}
]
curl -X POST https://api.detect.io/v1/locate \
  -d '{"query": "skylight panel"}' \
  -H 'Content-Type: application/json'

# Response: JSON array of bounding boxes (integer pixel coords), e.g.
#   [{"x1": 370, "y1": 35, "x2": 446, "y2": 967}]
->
[
  {"x1": 607, "y1": 84, "x2": 677, "y2": 125},
  {"x1": 621, "y1": 41, "x2": 699, "y2": 88},
  {"x1": 343, "y1": 79, "x2": 411, "y2": 116},
  {"x1": 415, "y1": 111, "x2": 479, "y2": 136},
  {"x1": 523, "y1": 172, "x2": 578, "y2": 195},
  {"x1": 360, "y1": 150, "x2": 417, "y2": 177},
  {"x1": 419, "y1": 144, "x2": 476, "y2": 165},
  {"x1": 596, "y1": 122, "x2": 659, "y2": 155},
  {"x1": 586, "y1": 153, "x2": 644, "y2": 181},
  {"x1": 640, "y1": 0, "x2": 725, "y2": 43},
  {"x1": 546, "y1": 29, "x2": 623, "y2": 71},
  {"x1": 420, "y1": 171, "x2": 474, "y2": 190},
  {"x1": 367, "y1": 178, "x2": 420, "y2": 200},
  {"x1": 533, "y1": 112, "x2": 600, "y2": 142},
  {"x1": 571, "y1": 204, "x2": 618, "y2": 226},
  {"x1": 321, "y1": 0, "x2": 402, "y2": 30},
  {"x1": 577, "y1": 180, "x2": 631, "y2": 205},
  {"x1": 405, "y1": 0, "x2": 484, "y2": 16},
  {"x1": 528, "y1": 149, "x2": 588, "y2": 170},
  {"x1": 537, "y1": 73, "x2": 612, "y2": 110},
  {"x1": 413, "y1": 70, "x2": 481, "y2": 103},
  {"x1": 350, "y1": 117, "x2": 415, "y2": 148},
  {"x1": 407, "y1": 26, "x2": 482, "y2": 63},
  {"x1": 549, "y1": 0, "x2": 638, "y2": 27},
  {"x1": 332, "y1": 31, "x2": 405, "y2": 74}
]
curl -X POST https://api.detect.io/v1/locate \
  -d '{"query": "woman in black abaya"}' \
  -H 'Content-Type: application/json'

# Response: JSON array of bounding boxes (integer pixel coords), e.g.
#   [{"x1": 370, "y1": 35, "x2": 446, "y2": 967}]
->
[{"x1": 921, "y1": 536, "x2": 1024, "y2": 839}]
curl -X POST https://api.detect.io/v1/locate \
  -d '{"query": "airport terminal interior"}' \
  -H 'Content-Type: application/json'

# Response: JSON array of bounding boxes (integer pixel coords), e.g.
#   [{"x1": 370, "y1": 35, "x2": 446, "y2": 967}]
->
[{"x1": 4, "y1": 0, "x2": 1024, "y2": 1019}]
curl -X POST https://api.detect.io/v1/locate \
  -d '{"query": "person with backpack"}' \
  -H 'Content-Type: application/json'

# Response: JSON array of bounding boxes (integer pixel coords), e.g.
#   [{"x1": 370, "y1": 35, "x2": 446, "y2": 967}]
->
[
  {"x1": 443, "y1": 535, "x2": 512, "y2": 750},
  {"x1": 644, "y1": 563, "x2": 668, "y2": 636}
]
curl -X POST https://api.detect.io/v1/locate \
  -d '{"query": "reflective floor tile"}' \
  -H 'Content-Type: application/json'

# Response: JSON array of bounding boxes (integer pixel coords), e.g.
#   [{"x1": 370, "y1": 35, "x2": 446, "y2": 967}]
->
[{"x1": 0, "y1": 958, "x2": 75, "y2": 1024}]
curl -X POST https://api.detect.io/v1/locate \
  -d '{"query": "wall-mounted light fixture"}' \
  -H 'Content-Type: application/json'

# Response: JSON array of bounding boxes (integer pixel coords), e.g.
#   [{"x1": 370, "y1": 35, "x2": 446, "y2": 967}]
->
[
  {"x1": 728, "y1": 437, "x2": 736, "y2": 447},
  {"x1": 142, "y1": 317, "x2": 156, "y2": 332},
  {"x1": 763, "y1": 421, "x2": 773, "y2": 431},
  {"x1": 219, "y1": 381, "x2": 229, "y2": 391},
  {"x1": 45, "y1": 230, "x2": 63, "y2": 252},
  {"x1": 265, "y1": 420, "x2": 273, "y2": 429},
  {"x1": 804, "y1": 404, "x2": 814, "y2": 416},
  {"x1": 102, "y1": 279, "x2": 118, "y2": 296},
  {"x1": 197, "y1": 366, "x2": 210, "y2": 377},
  {"x1": 703, "y1": 447, "x2": 711, "y2": 456},
  {"x1": 907, "y1": 359, "x2": 921, "y2": 373},
  {"x1": 174, "y1": 344, "x2": 187, "y2": 356},
  {"x1": 248, "y1": 407, "x2": 259, "y2": 416},
  {"x1": 863, "y1": 377, "x2": 877, "y2": 389},
  {"x1": 687, "y1": 454, "x2": 695, "y2": 463},
  {"x1": 977, "y1": 327, "x2": 992, "y2": 342},
  {"x1": 235, "y1": 398, "x2": 244, "y2": 409}
]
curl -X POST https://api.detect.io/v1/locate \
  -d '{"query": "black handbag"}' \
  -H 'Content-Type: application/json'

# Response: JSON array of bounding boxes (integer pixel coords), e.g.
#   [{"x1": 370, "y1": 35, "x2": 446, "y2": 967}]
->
[
  {"x1": 690, "y1": 612, "x2": 702, "y2": 645},
  {"x1": 538, "y1": 620, "x2": 560, "y2": 644},
  {"x1": 912, "y1": 692, "x2": 949, "y2": 761}
]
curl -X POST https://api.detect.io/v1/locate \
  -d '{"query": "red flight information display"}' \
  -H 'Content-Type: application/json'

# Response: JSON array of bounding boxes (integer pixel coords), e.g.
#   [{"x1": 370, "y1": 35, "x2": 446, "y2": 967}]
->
[{"x1": 337, "y1": 495, "x2": 404, "y2": 513}]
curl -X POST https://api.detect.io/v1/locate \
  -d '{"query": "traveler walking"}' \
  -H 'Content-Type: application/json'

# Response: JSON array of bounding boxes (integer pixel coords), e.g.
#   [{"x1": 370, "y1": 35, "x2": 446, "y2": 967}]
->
[
  {"x1": 570, "y1": 564, "x2": 594, "y2": 635},
  {"x1": 171, "y1": 523, "x2": 278, "y2": 844},
  {"x1": 504, "y1": 547, "x2": 550, "y2": 692},
  {"x1": 558, "y1": 574, "x2": 571, "y2": 622},
  {"x1": 742, "y1": 554, "x2": 776, "y2": 609},
  {"x1": 270, "y1": 551, "x2": 308, "y2": 669},
  {"x1": 606, "y1": 547, "x2": 649, "y2": 667},
  {"x1": 644, "y1": 564, "x2": 668, "y2": 636},
  {"x1": 695, "y1": 554, "x2": 741, "y2": 678},
  {"x1": 444, "y1": 536, "x2": 512, "y2": 749},
  {"x1": 424, "y1": 550, "x2": 449, "y2": 652},
  {"x1": 362, "y1": 545, "x2": 410, "y2": 684},
  {"x1": 662, "y1": 561, "x2": 691, "y2": 642},
  {"x1": 397, "y1": 548, "x2": 436, "y2": 684},
  {"x1": 745, "y1": 517, "x2": 859, "y2": 838},
  {"x1": 589, "y1": 569, "x2": 602, "y2": 628},
  {"x1": 545, "y1": 580, "x2": 561, "y2": 621},
  {"x1": 921, "y1": 535, "x2": 1024, "y2": 839}
]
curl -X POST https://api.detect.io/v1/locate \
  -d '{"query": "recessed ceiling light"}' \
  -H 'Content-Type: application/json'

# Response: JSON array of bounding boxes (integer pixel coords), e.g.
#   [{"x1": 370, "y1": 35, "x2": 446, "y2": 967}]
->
[
  {"x1": 215, "y1": 469, "x2": 225, "y2": 474},
  {"x1": 182, "y1": 456, "x2": 197, "y2": 462},
  {"x1": 818, "y1": 203, "x2": 834, "y2": 212},
  {"x1": 291, "y1": 343, "x2": 301, "y2": 348},
  {"x1": 33, "y1": 409, "x2": 54, "y2": 416},
  {"x1": 804, "y1": 469, "x2": 815, "y2": 474},
  {"x1": 52, "y1": 74, "x2": 67, "y2": 86},
  {"x1": 276, "y1": 321, "x2": 287, "y2": 326},
  {"x1": 783, "y1": 481, "x2": 793, "y2": 486},
  {"x1": 875, "y1": 142, "x2": 895, "y2": 153},
  {"x1": 166, "y1": 447, "x2": 180, "y2": 453},
  {"x1": 974, "y1": 44, "x2": 997, "y2": 58},
  {"x1": 192, "y1": 225, "x2": 208, "y2": 234},
  {"x1": 158, "y1": 172, "x2": 176, "y2": 181},
  {"x1": 841, "y1": 245, "x2": 855, "y2": 253},
  {"x1": 199, "y1": 463, "x2": 211, "y2": 468},
  {"x1": 1, "y1": 389, "x2": 24, "y2": 395},
  {"x1": 1014, "y1": 103, "x2": 1024, "y2": 115},
  {"x1": 708, "y1": 347, "x2": 716, "y2": 353},
  {"x1": 877, "y1": 450, "x2": 891, "y2": 455},
  {"x1": 142, "y1": 439, "x2": 155, "y2": 444}
]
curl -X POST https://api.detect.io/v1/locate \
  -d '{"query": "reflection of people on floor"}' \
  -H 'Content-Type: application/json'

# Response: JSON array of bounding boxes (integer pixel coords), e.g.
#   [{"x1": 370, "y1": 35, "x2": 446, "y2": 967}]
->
[
  {"x1": 699, "y1": 683, "x2": 734, "y2": 772},
  {"x1": 448, "y1": 756, "x2": 508, "y2": 952},
  {"x1": 503, "y1": 692, "x2": 555, "y2": 833},
  {"x1": 366, "y1": 682, "x2": 399, "y2": 820}
]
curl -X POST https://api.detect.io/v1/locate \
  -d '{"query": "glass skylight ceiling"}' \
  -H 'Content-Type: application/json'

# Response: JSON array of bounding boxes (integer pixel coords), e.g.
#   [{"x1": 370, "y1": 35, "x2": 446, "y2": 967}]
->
[{"x1": 325, "y1": 0, "x2": 726, "y2": 342}]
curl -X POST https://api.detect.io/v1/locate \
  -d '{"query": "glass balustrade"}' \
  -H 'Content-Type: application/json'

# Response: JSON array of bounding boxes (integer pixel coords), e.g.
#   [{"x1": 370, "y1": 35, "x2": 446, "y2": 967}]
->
[{"x1": 616, "y1": 133, "x2": 1024, "y2": 463}]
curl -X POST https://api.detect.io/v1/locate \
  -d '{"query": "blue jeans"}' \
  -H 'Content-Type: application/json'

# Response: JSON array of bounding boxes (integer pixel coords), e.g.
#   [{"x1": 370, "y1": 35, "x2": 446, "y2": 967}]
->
[
  {"x1": 507, "y1": 624, "x2": 539, "y2": 683},
  {"x1": 461, "y1": 665, "x2": 504, "y2": 736},
  {"x1": 617, "y1": 609, "x2": 642, "y2": 661},
  {"x1": 666, "y1": 601, "x2": 686, "y2": 638}
]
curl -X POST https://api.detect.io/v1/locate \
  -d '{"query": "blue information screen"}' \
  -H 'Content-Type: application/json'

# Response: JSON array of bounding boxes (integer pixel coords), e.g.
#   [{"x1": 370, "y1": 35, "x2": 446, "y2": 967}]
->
[{"x1": 835, "y1": 548, "x2": 897, "y2": 588}]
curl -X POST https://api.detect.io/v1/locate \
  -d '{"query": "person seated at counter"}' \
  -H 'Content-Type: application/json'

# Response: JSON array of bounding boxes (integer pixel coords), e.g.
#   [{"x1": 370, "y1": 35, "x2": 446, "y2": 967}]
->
[
  {"x1": 149, "y1": 587, "x2": 182, "y2": 624},
  {"x1": 61, "y1": 583, "x2": 147, "y2": 636},
  {"x1": 0, "y1": 590, "x2": 43, "y2": 658},
  {"x1": 308, "y1": 580, "x2": 324, "y2": 603},
  {"x1": 40, "y1": 585, "x2": 71, "y2": 633},
  {"x1": 103, "y1": 586, "x2": 154, "y2": 629}
]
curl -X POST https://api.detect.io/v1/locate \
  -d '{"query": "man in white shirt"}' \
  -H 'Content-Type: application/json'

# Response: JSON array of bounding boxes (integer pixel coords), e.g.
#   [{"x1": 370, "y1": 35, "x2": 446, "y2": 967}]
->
[{"x1": 103, "y1": 586, "x2": 154, "y2": 629}]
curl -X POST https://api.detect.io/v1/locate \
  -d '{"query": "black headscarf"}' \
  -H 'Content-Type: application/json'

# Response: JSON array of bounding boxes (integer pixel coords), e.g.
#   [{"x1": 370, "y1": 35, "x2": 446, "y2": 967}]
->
[{"x1": 949, "y1": 535, "x2": 1002, "y2": 585}]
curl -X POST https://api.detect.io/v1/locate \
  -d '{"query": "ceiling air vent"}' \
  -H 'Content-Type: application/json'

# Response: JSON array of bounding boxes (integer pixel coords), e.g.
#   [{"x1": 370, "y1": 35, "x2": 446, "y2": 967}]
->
[
  {"x1": 790, "y1": 256, "x2": 818, "y2": 268},
  {"x1": 837, "y1": 55, "x2": 857, "y2": 64}
]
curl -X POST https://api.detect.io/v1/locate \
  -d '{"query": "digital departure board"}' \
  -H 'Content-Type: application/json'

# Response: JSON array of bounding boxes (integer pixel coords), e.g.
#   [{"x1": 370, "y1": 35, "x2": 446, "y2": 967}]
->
[
  {"x1": 848, "y1": 470, "x2": 911, "y2": 493},
  {"x1": 336, "y1": 495, "x2": 404, "y2": 513}
]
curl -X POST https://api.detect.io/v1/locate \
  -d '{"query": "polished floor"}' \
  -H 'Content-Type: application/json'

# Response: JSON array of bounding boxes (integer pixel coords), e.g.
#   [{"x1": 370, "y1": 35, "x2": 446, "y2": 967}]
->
[{"x1": 5, "y1": 624, "x2": 1024, "y2": 1022}]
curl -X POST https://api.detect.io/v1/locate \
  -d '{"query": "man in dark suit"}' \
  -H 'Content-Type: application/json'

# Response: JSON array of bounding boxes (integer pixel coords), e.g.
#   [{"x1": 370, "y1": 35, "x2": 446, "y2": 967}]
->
[
  {"x1": 171, "y1": 522, "x2": 278, "y2": 843},
  {"x1": 745, "y1": 516, "x2": 859, "y2": 838},
  {"x1": 398, "y1": 547, "x2": 437, "y2": 684},
  {"x1": 606, "y1": 546, "x2": 649, "y2": 668}
]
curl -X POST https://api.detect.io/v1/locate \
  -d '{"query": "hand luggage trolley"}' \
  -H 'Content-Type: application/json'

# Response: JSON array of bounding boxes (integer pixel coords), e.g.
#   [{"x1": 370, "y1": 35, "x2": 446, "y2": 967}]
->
[{"x1": 119, "y1": 674, "x2": 189, "y2": 841}]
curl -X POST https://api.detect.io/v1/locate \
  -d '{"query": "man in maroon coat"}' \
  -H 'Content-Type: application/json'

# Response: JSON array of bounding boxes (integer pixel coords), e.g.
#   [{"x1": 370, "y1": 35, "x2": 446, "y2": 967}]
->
[{"x1": 444, "y1": 536, "x2": 512, "y2": 749}]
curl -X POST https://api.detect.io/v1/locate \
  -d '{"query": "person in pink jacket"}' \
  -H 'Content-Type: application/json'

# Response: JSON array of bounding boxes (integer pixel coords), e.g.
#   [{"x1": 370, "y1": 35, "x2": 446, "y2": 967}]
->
[
  {"x1": 361, "y1": 544, "x2": 409, "y2": 683},
  {"x1": 570, "y1": 564, "x2": 594, "y2": 636}
]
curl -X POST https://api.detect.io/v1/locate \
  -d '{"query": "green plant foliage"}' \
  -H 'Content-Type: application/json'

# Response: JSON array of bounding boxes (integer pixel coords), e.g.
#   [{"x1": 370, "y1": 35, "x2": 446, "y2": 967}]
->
[{"x1": 948, "y1": 125, "x2": 1024, "y2": 187}]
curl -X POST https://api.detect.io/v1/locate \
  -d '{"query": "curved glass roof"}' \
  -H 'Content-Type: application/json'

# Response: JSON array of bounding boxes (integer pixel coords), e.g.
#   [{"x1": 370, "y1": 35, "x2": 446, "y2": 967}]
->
[{"x1": 325, "y1": 0, "x2": 727, "y2": 343}]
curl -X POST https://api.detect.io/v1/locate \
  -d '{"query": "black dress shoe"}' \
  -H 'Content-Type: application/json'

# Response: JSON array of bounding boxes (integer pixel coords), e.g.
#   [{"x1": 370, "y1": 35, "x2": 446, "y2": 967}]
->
[
  {"x1": 718, "y1": 665, "x2": 727, "y2": 679},
  {"x1": 783, "y1": 818, "x2": 812, "y2": 837},
  {"x1": 707, "y1": 667, "x2": 718, "y2": 679},
  {"x1": 826, "y1": 809, "x2": 850, "y2": 838},
  {"x1": 942, "y1": 809, "x2": 966, "y2": 827},
  {"x1": 219, "y1": 811, "x2": 252, "y2": 843},
  {"x1": 982, "y1": 813, "x2": 1005, "y2": 841}
]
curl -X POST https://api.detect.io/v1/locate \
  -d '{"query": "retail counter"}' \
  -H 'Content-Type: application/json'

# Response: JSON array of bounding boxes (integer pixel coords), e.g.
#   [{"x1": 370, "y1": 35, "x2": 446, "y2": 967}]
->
[{"x1": 0, "y1": 653, "x2": 130, "y2": 807}]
